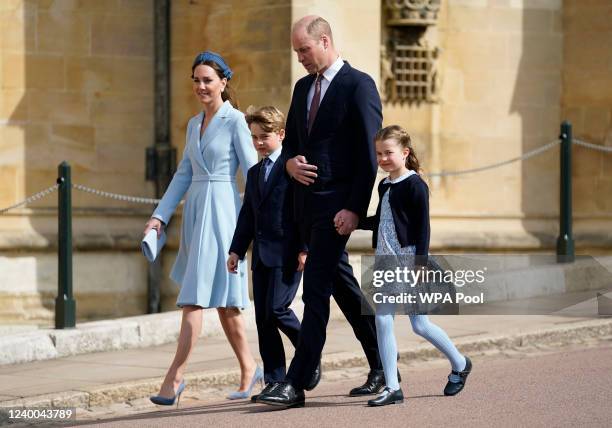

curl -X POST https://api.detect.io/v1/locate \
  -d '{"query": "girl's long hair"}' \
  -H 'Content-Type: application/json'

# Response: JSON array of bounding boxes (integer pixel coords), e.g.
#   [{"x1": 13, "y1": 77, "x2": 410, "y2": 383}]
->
[{"x1": 375, "y1": 125, "x2": 420, "y2": 173}]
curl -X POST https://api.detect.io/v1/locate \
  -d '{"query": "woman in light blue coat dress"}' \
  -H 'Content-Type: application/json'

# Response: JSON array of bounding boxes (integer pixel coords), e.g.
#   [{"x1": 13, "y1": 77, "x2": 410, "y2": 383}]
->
[{"x1": 144, "y1": 52, "x2": 262, "y2": 405}]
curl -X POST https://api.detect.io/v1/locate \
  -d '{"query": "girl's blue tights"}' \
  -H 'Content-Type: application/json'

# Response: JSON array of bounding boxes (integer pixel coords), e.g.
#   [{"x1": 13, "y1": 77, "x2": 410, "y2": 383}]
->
[{"x1": 375, "y1": 313, "x2": 466, "y2": 391}]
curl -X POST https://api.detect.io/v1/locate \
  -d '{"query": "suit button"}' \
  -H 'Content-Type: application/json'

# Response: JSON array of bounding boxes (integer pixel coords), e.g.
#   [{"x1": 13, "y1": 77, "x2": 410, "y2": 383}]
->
[{"x1": 257, "y1": 231, "x2": 262, "y2": 236}]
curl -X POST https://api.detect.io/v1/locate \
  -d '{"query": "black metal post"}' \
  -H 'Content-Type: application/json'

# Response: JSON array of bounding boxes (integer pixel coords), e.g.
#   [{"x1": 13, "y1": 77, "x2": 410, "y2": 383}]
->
[
  {"x1": 56, "y1": 161, "x2": 76, "y2": 328},
  {"x1": 145, "y1": 0, "x2": 175, "y2": 313},
  {"x1": 556, "y1": 121, "x2": 575, "y2": 263}
]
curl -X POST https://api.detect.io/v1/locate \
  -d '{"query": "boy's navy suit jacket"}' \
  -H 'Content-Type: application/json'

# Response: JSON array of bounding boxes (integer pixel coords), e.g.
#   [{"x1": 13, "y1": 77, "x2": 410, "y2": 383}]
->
[{"x1": 230, "y1": 158, "x2": 304, "y2": 271}]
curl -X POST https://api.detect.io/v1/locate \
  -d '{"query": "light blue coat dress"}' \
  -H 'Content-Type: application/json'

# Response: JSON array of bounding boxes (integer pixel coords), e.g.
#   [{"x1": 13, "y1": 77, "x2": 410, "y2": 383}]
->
[{"x1": 152, "y1": 101, "x2": 257, "y2": 309}]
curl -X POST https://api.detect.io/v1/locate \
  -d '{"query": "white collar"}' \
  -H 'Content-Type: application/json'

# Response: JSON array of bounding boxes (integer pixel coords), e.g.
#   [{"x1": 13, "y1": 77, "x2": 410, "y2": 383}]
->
[
  {"x1": 319, "y1": 56, "x2": 344, "y2": 82},
  {"x1": 383, "y1": 169, "x2": 417, "y2": 184},
  {"x1": 265, "y1": 146, "x2": 282, "y2": 163}
]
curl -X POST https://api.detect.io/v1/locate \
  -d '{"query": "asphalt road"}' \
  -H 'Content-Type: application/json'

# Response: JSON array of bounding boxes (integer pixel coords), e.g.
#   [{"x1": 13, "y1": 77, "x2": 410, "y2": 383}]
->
[{"x1": 70, "y1": 341, "x2": 612, "y2": 428}]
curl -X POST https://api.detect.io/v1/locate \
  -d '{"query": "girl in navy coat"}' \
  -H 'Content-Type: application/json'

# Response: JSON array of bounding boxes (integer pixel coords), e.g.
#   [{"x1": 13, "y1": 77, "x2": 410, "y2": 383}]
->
[{"x1": 357, "y1": 125, "x2": 472, "y2": 406}]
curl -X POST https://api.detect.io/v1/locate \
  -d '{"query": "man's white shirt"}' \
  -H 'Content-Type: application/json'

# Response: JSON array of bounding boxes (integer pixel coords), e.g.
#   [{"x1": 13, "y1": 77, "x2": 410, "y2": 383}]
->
[{"x1": 306, "y1": 56, "x2": 344, "y2": 117}]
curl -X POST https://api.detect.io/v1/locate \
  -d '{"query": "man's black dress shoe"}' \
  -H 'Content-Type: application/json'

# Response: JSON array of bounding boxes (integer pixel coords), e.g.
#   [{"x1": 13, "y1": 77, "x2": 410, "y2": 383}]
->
[
  {"x1": 304, "y1": 360, "x2": 321, "y2": 391},
  {"x1": 348, "y1": 369, "x2": 402, "y2": 396},
  {"x1": 251, "y1": 382, "x2": 275, "y2": 403},
  {"x1": 444, "y1": 356, "x2": 472, "y2": 396},
  {"x1": 349, "y1": 369, "x2": 385, "y2": 396},
  {"x1": 257, "y1": 382, "x2": 305, "y2": 408},
  {"x1": 367, "y1": 387, "x2": 404, "y2": 407}
]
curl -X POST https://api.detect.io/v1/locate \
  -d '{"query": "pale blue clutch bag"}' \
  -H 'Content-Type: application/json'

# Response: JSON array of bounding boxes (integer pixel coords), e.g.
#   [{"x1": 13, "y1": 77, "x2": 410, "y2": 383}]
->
[{"x1": 141, "y1": 229, "x2": 167, "y2": 262}]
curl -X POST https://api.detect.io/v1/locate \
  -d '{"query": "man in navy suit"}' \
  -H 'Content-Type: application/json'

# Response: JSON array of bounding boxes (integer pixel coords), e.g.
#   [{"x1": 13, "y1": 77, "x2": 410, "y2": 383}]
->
[
  {"x1": 228, "y1": 106, "x2": 307, "y2": 400},
  {"x1": 258, "y1": 15, "x2": 385, "y2": 407}
]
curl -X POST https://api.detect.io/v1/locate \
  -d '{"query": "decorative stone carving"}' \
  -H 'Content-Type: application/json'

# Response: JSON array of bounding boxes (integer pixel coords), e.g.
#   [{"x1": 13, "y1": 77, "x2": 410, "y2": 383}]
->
[
  {"x1": 382, "y1": 0, "x2": 440, "y2": 103},
  {"x1": 385, "y1": 0, "x2": 441, "y2": 26}
]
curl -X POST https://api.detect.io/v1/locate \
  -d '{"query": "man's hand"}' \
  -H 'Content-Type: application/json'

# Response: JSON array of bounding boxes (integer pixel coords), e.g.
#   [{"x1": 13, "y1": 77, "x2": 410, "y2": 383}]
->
[
  {"x1": 333, "y1": 209, "x2": 359, "y2": 235},
  {"x1": 227, "y1": 252, "x2": 240, "y2": 274},
  {"x1": 286, "y1": 155, "x2": 318, "y2": 186},
  {"x1": 297, "y1": 251, "x2": 308, "y2": 272}
]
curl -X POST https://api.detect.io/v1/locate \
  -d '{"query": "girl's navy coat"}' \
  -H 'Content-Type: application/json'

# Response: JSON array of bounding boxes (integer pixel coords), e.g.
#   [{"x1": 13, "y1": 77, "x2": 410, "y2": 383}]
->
[{"x1": 359, "y1": 173, "x2": 430, "y2": 264}]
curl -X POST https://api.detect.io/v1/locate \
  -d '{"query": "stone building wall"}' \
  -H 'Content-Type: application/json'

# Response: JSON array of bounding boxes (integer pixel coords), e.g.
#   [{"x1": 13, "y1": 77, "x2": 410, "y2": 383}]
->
[
  {"x1": 0, "y1": 0, "x2": 292, "y2": 323},
  {"x1": 381, "y1": 0, "x2": 566, "y2": 250},
  {"x1": 562, "y1": 0, "x2": 612, "y2": 247},
  {"x1": 0, "y1": 0, "x2": 156, "y2": 323},
  {"x1": 1, "y1": 0, "x2": 610, "y2": 323}
]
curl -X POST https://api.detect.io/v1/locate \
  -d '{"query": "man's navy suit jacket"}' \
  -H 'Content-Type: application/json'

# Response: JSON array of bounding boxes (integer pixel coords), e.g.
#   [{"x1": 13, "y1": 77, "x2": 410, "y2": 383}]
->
[
  {"x1": 281, "y1": 61, "x2": 383, "y2": 221},
  {"x1": 230, "y1": 158, "x2": 303, "y2": 270}
]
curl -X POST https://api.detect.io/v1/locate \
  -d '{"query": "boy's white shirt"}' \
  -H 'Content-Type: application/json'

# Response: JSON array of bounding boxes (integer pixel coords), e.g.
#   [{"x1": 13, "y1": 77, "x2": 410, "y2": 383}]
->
[{"x1": 265, "y1": 146, "x2": 283, "y2": 164}]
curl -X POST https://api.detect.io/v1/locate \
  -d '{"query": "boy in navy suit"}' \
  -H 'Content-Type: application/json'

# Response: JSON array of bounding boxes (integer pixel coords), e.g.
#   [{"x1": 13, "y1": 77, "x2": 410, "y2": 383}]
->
[{"x1": 227, "y1": 106, "x2": 307, "y2": 401}]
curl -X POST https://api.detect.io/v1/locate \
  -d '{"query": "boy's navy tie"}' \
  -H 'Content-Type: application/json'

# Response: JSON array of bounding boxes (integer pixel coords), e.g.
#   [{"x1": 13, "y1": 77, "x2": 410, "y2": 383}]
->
[{"x1": 259, "y1": 157, "x2": 271, "y2": 195}]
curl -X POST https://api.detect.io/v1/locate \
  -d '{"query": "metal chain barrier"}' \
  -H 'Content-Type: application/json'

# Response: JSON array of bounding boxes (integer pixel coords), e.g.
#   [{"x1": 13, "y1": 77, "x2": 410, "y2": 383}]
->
[
  {"x1": 0, "y1": 184, "x2": 60, "y2": 215},
  {"x1": 72, "y1": 183, "x2": 163, "y2": 205},
  {"x1": 427, "y1": 139, "x2": 561, "y2": 178},
  {"x1": 2, "y1": 137, "x2": 608, "y2": 214},
  {"x1": 573, "y1": 138, "x2": 612, "y2": 153}
]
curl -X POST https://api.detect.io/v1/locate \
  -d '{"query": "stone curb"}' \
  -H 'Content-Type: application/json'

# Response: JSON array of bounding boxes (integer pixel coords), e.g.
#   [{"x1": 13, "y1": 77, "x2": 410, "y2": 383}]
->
[
  {"x1": 0, "y1": 299, "x2": 343, "y2": 366},
  {"x1": 2, "y1": 318, "x2": 610, "y2": 409},
  {"x1": 0, "y1": 309, "x2": 258, "y2": 366}
]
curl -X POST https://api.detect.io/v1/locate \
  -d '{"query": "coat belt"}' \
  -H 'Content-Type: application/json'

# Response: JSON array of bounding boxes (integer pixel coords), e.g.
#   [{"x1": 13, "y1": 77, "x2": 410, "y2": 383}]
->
[{"x1": 192, "y1": 174, "x2": 235, "y2": 182}]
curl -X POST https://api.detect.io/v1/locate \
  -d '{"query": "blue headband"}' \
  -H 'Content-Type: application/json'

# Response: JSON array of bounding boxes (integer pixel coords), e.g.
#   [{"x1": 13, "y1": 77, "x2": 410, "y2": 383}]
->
[{"x1": 192, "y1": 51, "x2": 233, "y2": 80}]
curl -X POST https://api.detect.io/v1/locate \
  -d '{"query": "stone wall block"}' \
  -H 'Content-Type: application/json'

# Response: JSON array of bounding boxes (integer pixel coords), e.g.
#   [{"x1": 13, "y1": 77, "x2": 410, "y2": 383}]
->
[
  {"x1": 65, "y1": 57, "x2": 113, "y2": 93},
  {"x1": 23, "y1": 55, "x2": 65, "y2": 90},
  {"x1": 1, "y1": 53, "x2": 25, "y2": 88},
  {"x1": 91, "y1": 15, "x2": 152, "y2": 57},
  {"x1": 564, "y1": 73, "x2": 612, "y2": 108},
  {"x1": 564, "y1": 34, "x2": 610, "y2": 72},
  {"x1": 564, "y1": 3, "x2": 612, "y2": 33},
  {"x1": 582, "y1": 107, "x2": 611, "y2": 142},
  {"x1": 0, "y1": 8, "x2": 36, "y2": 52},
  {"x1": 28, "y1": 91, "x2": 88, "y2": 124},
  {"x1": 37, "y1": 0, "x2": 121, "y2": 13},
  {"x1": 507, "y1": 34, "x2": 562, "y2": 72},
  {"x1": 573, "y1": 177, "x2": 600, "y2": 213},
  {"x1": 37, "y1": 11, "x2": 90, "y2": 54},
  {"x1": 1, "y1": 89, "x2": 27, "y2": 121},
  {"x1": 171, "y1": 10, "x2": 233, "y2": 57},
  {"x1": 90, "y1": 93, "x2": 153, "y2": 128},
  {"x1": 595, "y1": 179, "x2": 612, "y2": 211},
  {"x1": 229, "y1": 6, "x2": 290, "y2": 52},
  {"x1": 94, "y1": 126, "x2": 151, "y2": 174},
  {"x1": 0, "y1": 166, "x2": 19, "y2": 207}
]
